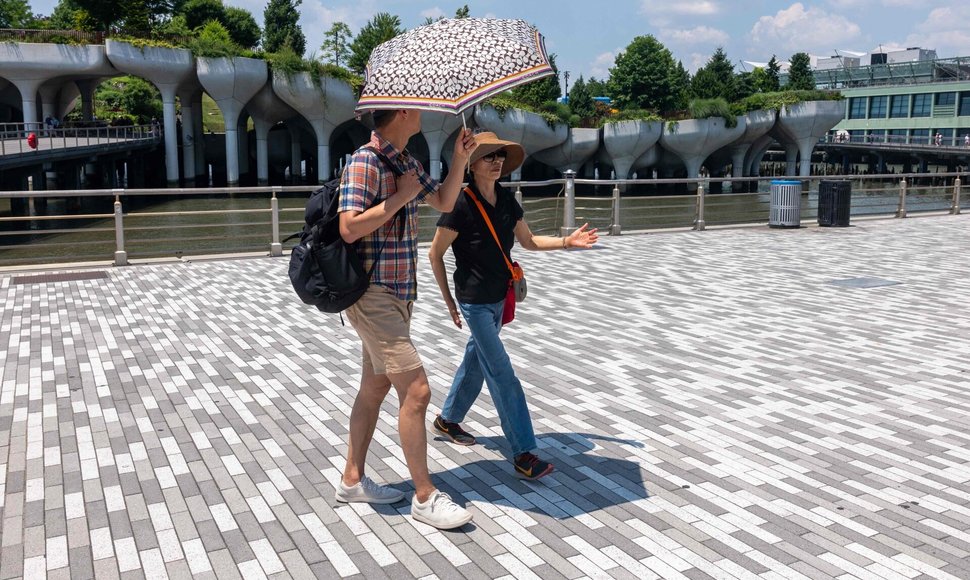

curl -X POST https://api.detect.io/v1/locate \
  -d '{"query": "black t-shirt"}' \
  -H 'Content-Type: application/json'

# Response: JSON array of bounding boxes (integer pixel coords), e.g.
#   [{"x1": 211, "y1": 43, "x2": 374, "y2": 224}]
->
[{"x1": 436, "y1": 184, "x2": 524, "y2": 304}]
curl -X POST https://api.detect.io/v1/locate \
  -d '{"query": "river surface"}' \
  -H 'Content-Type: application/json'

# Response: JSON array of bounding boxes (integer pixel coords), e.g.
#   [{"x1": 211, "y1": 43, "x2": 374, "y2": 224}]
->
[{"x1": 0, "y1": 180, "x2": 962, "y2": 267}]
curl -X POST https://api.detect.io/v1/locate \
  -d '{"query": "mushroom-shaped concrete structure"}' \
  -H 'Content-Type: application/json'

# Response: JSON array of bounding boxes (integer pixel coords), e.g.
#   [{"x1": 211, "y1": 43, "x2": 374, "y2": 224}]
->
[
  {"x1": 532, "y1": 128, "x2": 601, "y2": 174},
  {"x1": 272, "y1": 72, "x2": 356, "y2": 183},
  {"x1": 725, "y1": 109, "x2": 776, "y2": 178},
  {"x1": 196, "y1": 56, "x2": 267, "y2": 185},
  {"x1": 631, "y1": 145, "x2": 660, "y2": 177},
  {"x1": 0, "y1": 43, "x2": 117, "y2": 133},
  {"x1": 420, "y1": 112, "x2": 463, "y2": 180},
  {"x1": 602, "y1": 120, "x2": 663, "y2": 180},
  {"x1": 474, "y1": 105, "x2": 568, "y2": 180},
  {"x1": 660, "y1": 117, "x2": 746, "y2": 184},
  {"x1": 248, "y1": 84, "x2": 298, "y2": 185},
  {"x1": 106, "y1": 40, "x2": 196, "y2": 186},
  {"x1": 770, "y1": 100, "x2": 845, "y2": 177}
]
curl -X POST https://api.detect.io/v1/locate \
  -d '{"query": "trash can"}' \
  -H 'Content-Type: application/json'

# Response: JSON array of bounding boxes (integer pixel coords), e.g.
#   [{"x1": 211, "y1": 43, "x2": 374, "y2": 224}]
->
[
  {"x1": 818, "y1": 180, "x2": 852, "y2": 227},
  {"x1": 769, "y1": 180, "x2": 802, "y2": 228}
]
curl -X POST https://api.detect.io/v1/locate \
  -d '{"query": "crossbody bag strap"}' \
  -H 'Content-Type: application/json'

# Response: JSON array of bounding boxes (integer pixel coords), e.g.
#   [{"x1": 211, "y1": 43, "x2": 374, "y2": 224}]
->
[
  {"x1": 464, "y1": 187, "x2": 516, "y2": 278},
  {"x1": 359, "y1": 146, "x2": 406, "y2": 277}
]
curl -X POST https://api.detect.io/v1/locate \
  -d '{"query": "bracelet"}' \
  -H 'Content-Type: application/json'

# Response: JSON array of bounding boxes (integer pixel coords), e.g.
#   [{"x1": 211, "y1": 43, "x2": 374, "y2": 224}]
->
[{"x1": 562, "y1": 237, "x2": 567, "y2": 250}]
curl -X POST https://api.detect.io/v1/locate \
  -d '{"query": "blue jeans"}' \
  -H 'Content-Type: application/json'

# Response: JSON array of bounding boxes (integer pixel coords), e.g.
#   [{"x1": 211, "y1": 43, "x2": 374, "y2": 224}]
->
[{"x1": 440, "y1": 300, "x2": 536, "y2": 458}]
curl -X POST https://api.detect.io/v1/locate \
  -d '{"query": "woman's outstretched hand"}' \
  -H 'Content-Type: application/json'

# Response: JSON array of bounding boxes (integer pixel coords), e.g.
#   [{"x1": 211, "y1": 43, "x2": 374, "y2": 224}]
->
[{"x1": 565, "y1": 223, "x2": 599, "y2": 249}]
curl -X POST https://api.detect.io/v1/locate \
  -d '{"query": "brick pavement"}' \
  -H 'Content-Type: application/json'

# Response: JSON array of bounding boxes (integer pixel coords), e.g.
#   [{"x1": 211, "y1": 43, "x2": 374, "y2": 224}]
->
[{"x1": 1, "y1": 214, "x2": 969, "y2": 579}]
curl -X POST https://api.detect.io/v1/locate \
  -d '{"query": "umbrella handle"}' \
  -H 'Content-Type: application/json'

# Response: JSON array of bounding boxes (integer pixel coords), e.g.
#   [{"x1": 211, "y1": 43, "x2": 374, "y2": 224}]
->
[{"x1": 462, "y1": 111, "x2": 470, "y2": 175}]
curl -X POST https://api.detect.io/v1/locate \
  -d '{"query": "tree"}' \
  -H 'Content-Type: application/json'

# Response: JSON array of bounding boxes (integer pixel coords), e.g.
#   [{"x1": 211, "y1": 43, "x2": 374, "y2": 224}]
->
[
  {"x1": 735, "y1": 71, "x2": 756, "y2": 101},
  {"x1": 46, "y1": 0, "x2": 97, "y2": 30},
  {"x1": 568, "y1": 75, "x2": 595, "y2": 122},
  {"x1": 320, "y1": 22, "x2": 352, "y2": 67},
  {"x1": 608, "y1": 35, "x2": 680, "y2": 113},
  {"x1": 690, "y1": 47, "x2": 736, "y2": 101},
  {"x1": 585, "y1": 77, "x2": 609, "y2": 98},
  {"x1": 263, "y1": 0, "x2": 305, "y2": 56},
  {"x1": 222, "y1": 6, "x2": 260, "y2": 50},
  {"x1": 180, "y1": 0, "x2": 223, "y2": 31},
  {"x1": 786, "y1": 52, "x2": 815, "y2": 90},
  {"x1": 1, "y1": 0, "x2": 33, "y2": 28},
  {"x1": 669, "y1": 60, "x2": 691, "y2": 110},
  {"x1": 348, "y1": 12, "x2": 402, "y2": 74},
  {"x1": 764, "y1": 55, "x2": 781, "y2": 92},
  {"x1": 71, "y1": 0, "x2": 171, "y2": 32},
  {"x1": 510, "y1": 53, "x2": 560, "y2": 107},
  {"x1": 69, "y1": 0, "x2": 125, "y2": 29}
]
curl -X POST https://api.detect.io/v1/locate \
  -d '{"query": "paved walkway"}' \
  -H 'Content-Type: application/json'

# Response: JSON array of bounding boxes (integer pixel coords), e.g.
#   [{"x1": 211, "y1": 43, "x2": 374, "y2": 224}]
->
[{"x1": 1, "y1": 215, "x2": 969, "y2": 580}]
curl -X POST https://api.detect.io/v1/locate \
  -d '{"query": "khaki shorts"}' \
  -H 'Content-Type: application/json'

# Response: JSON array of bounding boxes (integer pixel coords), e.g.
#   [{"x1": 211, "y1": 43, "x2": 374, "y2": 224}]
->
[{"x1": 344, "y1": 285, "x2": 422, "y2": 376}]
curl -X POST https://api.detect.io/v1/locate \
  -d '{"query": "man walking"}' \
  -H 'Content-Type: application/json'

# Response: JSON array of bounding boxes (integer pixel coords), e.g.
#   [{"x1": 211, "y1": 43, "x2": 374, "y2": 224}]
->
[{"x1": 335, "y1": 109, "x2": 477, "y2": 529}]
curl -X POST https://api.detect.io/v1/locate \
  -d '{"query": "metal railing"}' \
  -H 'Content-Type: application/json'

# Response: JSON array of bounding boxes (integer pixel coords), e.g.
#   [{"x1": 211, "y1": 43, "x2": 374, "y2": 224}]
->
[
  {"x1": 0, "y1": 172, "x2": 965, "y2": 268},
  {"x1": 0, "y1": 122, "x2": 161, "y2": 156}
]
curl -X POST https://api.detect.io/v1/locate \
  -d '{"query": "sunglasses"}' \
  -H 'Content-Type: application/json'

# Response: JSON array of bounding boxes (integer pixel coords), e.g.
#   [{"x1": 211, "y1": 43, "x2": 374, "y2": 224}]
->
[{"x1": 481, "y1": 150, "x2": 508, "y2": 163}]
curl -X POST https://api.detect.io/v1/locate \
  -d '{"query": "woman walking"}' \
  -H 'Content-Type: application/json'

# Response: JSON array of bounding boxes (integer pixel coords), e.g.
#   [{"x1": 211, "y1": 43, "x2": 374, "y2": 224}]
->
[{"x1": 428, "y1": 132, "x2": 598, "y2": 480}]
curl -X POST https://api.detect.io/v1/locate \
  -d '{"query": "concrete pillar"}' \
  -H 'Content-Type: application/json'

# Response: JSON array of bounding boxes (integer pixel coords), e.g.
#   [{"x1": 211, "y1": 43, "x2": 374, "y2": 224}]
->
[
  {"x1": 288, "y1": 125, "x2": 302, "y2": 182},
  {"x1": 177, "y1": 90, "x2": 198, "y2": 185},
  {"x1": 158, "y1": 86, "x2": 180, "y2": 186},
  {"x1": 238, "y1": 112, "x2": 250, "y2": 178},
  {"x1": 193, "y1": 95, "x2": 205, "y2": 184},
  {"x1": 253, "y1": 118, "x2": 272, "y2": 185},
  {"x1": 76, "y1": 80, "x2": 98, "y2": 121}
]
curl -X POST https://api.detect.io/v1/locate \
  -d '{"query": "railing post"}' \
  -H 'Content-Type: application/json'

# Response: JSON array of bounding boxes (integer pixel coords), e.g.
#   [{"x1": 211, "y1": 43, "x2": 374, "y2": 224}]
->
[
  {"x1": 560, "y1": 169, "x2": 576, "y2": 236},
  {"x1": 694, "y1": 183, "x2": 706, "y2": 231},
  {"x1": 896, "y1": 177, "x2": 907, "y2": 218},
  {"x1": 952, "y1": 176, "x2": 962, "y2": 215},
  {"x1": 514, "y1": 186, "x2": 522, "y2": 207},
  {"x1": 113, "y1": 191, "x2": 127, "y2": 266},
  {"x1": 610, "y1": 184, "x2": 621, "y2": 235},
  {"x1": 270, "y1": 186, "x2": 283, "y2": 257}
]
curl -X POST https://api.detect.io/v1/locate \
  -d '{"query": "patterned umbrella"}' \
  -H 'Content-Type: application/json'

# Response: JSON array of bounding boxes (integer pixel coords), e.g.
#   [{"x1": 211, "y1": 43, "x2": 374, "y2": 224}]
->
[{"x1": 355, "y1": 18, "x2": 555, "y2": 115}]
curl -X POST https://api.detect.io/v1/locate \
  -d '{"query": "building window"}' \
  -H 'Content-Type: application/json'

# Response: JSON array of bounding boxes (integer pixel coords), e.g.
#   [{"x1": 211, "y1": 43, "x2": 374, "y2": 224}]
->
[
  {"x1": 869, "y1": 96, "x2": 888, "y2": 118},
  {"x1": 959, "y1": 92, "x2": 970, "y2": 117},
  {"x1": 911, "y1": 94, "x2": 931, "y2": 117},
  {"x1": 889, "y1": 95, "x2": 909, "y2": 118},
  {"x1": 911, "y1": 128, "x2": 929, "y2": 145},
  {"x1": 887, "y1": 129, "x2": 907, "y2": 144},
  {"x1": 868, "y1": 129, "x2": 887, "y2": 143},
  {"x1": 848, "y1": 97, "x2": 867, "y2": 119},
  {"x1": 935, "y1": 92, "x2": 956, "y2": 106}
]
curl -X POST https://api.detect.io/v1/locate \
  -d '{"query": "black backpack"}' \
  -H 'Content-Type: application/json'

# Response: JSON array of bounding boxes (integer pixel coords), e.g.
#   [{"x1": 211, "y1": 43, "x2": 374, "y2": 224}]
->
[{"x1": 287, "y1": 147, "x2": 403, "y2": 315}]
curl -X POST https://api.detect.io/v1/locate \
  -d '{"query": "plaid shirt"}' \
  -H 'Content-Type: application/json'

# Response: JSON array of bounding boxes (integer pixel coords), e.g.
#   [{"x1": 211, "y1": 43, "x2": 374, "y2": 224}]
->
[{"x1": 338, "y1": 132, "x2": 439, "y2": 301}]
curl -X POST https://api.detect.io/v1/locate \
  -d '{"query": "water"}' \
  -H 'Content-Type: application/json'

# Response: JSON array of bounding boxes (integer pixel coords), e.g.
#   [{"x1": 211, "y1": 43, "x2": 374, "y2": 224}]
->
[{"x1": 0, "y1": 180, "x2": 962, "y2": 267}]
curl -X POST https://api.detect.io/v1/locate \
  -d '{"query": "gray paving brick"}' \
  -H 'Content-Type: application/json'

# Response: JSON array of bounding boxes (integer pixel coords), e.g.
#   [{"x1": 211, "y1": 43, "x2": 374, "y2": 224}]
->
[{"x1": 4, "y1": 216, "x2": 970, "y2": 578}]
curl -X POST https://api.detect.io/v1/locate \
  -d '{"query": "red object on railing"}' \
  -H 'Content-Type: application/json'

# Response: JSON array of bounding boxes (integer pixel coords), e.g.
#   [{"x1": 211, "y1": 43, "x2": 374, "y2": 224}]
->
[{"x1": 26, "y1": 132, "x2": 38, "y2": 149}]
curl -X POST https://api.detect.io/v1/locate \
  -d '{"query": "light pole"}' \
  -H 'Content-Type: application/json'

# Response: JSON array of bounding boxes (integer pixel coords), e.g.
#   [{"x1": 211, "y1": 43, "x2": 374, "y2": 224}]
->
[{"x1": 562, "y1": 70, "x2": 570, "y2": 102}]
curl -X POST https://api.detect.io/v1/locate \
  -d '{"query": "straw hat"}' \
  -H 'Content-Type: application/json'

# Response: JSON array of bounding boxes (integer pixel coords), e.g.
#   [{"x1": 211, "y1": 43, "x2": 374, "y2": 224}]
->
[{"x1": 468, "y1": 132, "x2": 525, "y2": 177}]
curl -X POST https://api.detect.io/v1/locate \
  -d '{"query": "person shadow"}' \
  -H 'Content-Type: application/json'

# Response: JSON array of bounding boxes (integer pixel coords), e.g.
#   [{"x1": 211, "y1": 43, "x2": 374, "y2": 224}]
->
[{"x1": 418, "y1": 431, "x2": 654, "y2": 529}]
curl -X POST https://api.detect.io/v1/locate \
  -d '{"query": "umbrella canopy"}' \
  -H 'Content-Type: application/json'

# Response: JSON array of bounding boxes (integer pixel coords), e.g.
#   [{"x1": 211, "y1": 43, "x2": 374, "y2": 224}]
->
[{"x1": 355, "y1": 18, "x2": 555, "y2": 115}]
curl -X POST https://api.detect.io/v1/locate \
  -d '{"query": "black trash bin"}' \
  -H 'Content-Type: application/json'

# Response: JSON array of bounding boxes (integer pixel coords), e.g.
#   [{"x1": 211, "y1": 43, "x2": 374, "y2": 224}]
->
[{"x1": 818, "y1": 180, "x2": 851, "y2": 227}]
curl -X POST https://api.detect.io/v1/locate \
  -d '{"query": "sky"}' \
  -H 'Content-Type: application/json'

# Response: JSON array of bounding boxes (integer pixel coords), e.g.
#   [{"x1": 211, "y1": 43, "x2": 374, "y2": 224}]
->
[{"x1": 27, "y1": 0, "x2": 970, "y2": 84}]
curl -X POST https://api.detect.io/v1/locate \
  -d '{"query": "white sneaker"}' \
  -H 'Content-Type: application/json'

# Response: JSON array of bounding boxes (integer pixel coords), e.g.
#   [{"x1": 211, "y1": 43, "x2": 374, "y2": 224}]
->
[
  {"x1": 334, "y1": 476, "x2": 405, "y2": 504},
  {"x1": 411, "y1": 490, "x2": 473, "y2": 529}
]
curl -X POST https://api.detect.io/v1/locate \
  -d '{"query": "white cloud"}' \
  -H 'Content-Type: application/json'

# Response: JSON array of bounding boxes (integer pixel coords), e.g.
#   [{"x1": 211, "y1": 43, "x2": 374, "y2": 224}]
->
[
  {"x1": 660, "y1": 26, "x2": 730, "y2": 47},
  {"x1": 750, "y1": 3, "x2": 862, "y2": 55},
  {"x1": 589, "y1": 51, "x2": 618, "y2": 79},
  {"x1": 640, "y1": 0, "x2": 720, "y2": 16},
  {"x1": 419, "y1": 7, "x2": 446, "y2": 20},
  {"x1": 903, "y1": 6, "x2": 970, "y2": 57}
]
